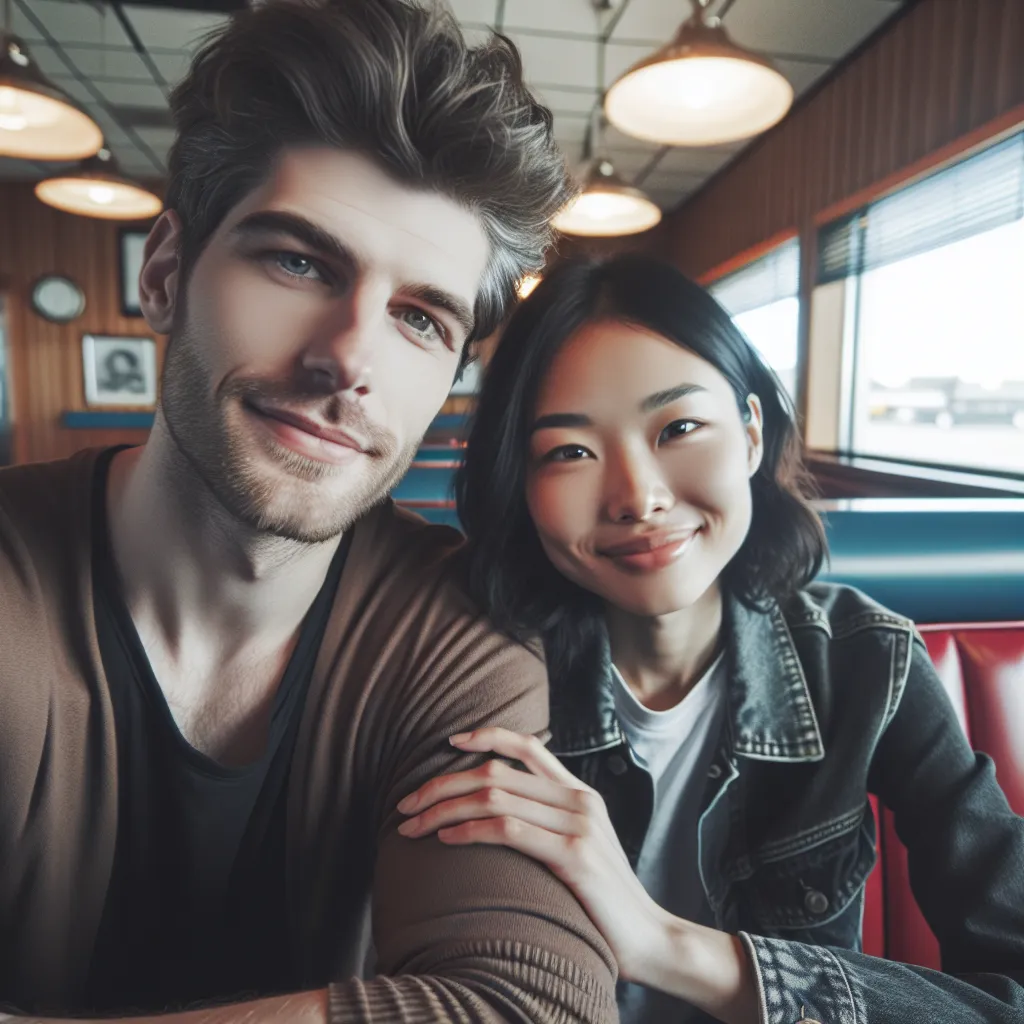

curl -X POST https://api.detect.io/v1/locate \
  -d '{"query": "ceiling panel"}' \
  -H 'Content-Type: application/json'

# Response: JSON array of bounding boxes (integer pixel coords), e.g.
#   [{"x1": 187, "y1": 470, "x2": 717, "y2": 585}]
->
[
  {"x1": 507, "y1": 30, "x2": 597, "y2": 90},
  {"x1": 3, "y1": 0, "x2": 907, "y2": 212},
  {"x1": 504, "y1": 0, "x2": 604, "y2": 37},
  {"x1": 448, "y1": 0, "x2": 498, "y2": 24},
  {"x1": 122, "y1": 5, "x2": 229, "y2": 51},
  {"x1": 29, "y1": 0, "x2": 133, "y2": 48},
  {"x1": 94, "y1": 81, "x2": 167, "y2": 110}
]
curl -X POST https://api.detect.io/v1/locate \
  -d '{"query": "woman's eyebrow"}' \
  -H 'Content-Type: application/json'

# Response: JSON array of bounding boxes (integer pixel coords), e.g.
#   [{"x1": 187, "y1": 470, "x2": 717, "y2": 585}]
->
[
  {"x1": 530, "y1": 413, "x2": 592, "y2": 434},
  {"x1": 641, "y1": 383, "x2": 707, "y2": 413}
]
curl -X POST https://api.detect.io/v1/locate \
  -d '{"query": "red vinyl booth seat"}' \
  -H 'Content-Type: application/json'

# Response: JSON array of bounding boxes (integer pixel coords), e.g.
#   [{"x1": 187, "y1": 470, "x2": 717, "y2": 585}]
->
[{"x1": 861, "y1": 622, "x2": 1024, "y2": 969}]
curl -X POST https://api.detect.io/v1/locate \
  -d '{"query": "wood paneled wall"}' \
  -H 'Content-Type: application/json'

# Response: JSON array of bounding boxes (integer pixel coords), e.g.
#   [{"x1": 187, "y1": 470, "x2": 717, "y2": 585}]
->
[
  {"x1": 0, "y1": 183, "x2": 160, "y2": 464},
  {"x1": 660, "y1": 0, "x2": 1024, "y2": 279}
]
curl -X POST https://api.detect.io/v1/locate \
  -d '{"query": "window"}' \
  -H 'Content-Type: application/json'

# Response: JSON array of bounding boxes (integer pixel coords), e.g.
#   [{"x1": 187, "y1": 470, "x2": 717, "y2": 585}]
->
[
  {"x1": 818, "y1": 130, "x2": 1024, "y2": 476},
  {"x1": 710, "y1": 236, "x2": 800, "y2": 404}
]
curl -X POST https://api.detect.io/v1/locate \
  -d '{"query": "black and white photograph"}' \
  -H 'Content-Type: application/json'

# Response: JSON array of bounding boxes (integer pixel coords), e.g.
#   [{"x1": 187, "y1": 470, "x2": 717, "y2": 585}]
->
[
  {"x1": 119, "y1": 229, "x2": 148, "y2": 318},
  {"x1": 82, "y1": 334, "x2": 158, "y2": 408}
]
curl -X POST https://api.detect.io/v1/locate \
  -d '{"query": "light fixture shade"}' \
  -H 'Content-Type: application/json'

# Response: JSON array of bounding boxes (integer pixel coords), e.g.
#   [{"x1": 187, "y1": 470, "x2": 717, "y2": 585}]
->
[
  {"x1": 604, "y1": 15, "x2": 793, "y2": 147},
  {"x1": 553, "y1": 159, "x2": 662, "y2": 238},
  {"x1": 0, "y1": 32, "x2": 103, "y2": 160},
  {"x1": 35, "y1": 154, "x2": 162, "y2": 220}
]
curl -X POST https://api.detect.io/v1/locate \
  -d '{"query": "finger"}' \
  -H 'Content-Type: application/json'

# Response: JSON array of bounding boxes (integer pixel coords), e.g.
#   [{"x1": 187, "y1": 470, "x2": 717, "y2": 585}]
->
[
  {"x1": 434, "y1": 816, "x2": 581, "y2": 883},
  {"x1": 400, "y1": 758, "x2": 587, "y2": 816},
  {"x1": 449, "y1": 729, "x2": 583, "y2": 788},
  {"x1": 399, "y1": 788, "x2": 584, "y2": 838}
]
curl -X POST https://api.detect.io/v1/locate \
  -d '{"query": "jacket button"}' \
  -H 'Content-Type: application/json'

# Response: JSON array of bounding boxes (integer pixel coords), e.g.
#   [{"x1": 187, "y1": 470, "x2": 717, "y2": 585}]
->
[
  {"x1": 607, "y1": 755, "x2": 628, "y2": 776},
  {"x1": 804, "y1": 889, "x2": 830, "y2": 915},
  {"x1": 707, "y1": 763, "x2": 722, "y2": 779}
]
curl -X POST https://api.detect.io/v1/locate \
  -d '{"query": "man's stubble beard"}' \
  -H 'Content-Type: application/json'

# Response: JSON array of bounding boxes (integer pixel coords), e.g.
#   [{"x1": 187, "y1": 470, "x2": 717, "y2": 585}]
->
[{"x1": 159, "y1": 315, "x2": 419, "y2": 545}]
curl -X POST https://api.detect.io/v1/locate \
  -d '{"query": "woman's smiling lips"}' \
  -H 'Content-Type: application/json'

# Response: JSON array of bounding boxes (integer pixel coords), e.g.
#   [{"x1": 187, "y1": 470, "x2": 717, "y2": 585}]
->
[{"x1": 598, "y1": 527, "x2": 701, "y2": 572}]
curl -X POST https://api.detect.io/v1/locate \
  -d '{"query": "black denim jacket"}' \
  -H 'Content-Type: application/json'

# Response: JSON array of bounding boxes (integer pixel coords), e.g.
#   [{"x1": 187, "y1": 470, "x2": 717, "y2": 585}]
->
[{"x1": 548, "y1": 583, "x2": 1024, "y2": 1024}]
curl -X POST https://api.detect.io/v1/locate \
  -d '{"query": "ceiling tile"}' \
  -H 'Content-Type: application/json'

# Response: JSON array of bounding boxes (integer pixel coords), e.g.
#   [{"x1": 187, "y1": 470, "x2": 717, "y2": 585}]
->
[
  {"x1": 449, "y1": 0, "x2": 498, "y2": 24},
  {"x1": 9, "y1": 1, "x2": 45, "y2": 41},
  {"x1": 724, "y1": 0, "x2": 899, "y2": 60},
  {"x1": 20, "y1": 41, "x2": 70, "y2": 78},
  {"x1": 58, "y1": 46, "x2": 151, "y2": 81},
  {"x1": 96, "y1": 82, "x2": 168, "y2": 111},
  {"x1": 21, "y1": 0, "x2": 133, "y2": 48},
  {"x1": 504, "y1": 0, "x2": 604, "y2": 36},
  {"x1": 122, "y1": 5, "x2": 228, "y2": 51},
  {"x1": 598, "y1": 146, "x2": 661, "y2": 177},
  {"x1": 604, "y1": 39, "x2": 661, "y2": 84},
  {"x1": 460, "y1": 26, "x2": 495, "y2": 47},
  {"x1": 534, "y1": 85, "x2": 600, "y2": 115},
  {"x1": 148, "y1": 50, "x2": 194, "y2": 85},
  {"x1": 132, "y1": 126, "x2": 177, "y2": 152},
  {"x1": 608, "y1": 0, "x2": 686, "y2": 43},
  {"x1": 507, "y1": 31, "x2": 596, "y2": 89},
  {"x1": 656, "y1": 146, "x2": 742, "y2": 176}
]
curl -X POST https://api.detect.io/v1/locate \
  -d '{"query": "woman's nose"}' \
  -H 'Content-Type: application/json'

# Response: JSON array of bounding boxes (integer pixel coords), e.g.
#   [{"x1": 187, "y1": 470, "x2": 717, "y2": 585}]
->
[{"x1": 606, "y1": 450, "x2": 674, "y2": 524}]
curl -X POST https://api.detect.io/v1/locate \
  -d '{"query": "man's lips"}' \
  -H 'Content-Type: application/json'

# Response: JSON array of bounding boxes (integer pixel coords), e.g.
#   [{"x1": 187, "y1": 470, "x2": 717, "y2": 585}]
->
[{"x1": 245, "y1": 399, "x2": 368, "y2": 453}]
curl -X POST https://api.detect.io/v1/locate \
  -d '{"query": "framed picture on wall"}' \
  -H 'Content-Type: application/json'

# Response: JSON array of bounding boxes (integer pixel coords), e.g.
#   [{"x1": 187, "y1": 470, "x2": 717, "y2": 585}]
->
[
  {"x1": 82, "y1": 335, "x2": 158, "y2": 408},
  {"x1": 119, "y1": 228, "x2": 148, "y2": 318}
]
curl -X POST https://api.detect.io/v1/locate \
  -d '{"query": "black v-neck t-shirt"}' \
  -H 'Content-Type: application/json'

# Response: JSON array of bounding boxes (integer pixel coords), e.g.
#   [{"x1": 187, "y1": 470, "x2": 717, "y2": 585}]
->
[{"x1": 86, "y1": 449, "x2": 350, "y2": 1013}]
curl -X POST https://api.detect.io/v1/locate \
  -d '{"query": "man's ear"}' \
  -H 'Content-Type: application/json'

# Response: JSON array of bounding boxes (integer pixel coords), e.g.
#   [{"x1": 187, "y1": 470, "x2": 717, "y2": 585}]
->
[
  {"x1": 745, "y1": 393, "x2": 764, "y2": 477},
  {"x1": 138, "y1": 209, "x2": 183, "y2": 335}
]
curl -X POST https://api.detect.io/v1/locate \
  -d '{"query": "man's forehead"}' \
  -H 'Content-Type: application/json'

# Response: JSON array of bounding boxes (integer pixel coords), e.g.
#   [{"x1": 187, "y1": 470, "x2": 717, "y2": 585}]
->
[{"x1": 224, "y1": 147, "x2": 490, "y2": 299}]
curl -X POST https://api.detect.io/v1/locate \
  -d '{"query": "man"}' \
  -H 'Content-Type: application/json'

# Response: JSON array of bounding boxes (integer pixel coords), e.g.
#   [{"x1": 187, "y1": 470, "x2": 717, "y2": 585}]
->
[{"x1": 0, "y1": 2, "x2": 617, "y2": 1021}]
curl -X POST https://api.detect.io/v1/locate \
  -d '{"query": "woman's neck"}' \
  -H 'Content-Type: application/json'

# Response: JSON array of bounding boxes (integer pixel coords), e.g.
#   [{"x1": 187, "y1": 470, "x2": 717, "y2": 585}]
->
[{"x1": 606, "y1": 583, "x2": 724, "y2": 712}]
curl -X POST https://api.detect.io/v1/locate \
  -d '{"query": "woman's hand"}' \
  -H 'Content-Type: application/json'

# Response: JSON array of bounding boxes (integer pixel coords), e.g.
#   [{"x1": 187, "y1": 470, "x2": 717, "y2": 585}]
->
[
  {"x1": 397, "y1": 728, "x2": 759, "y2": 1024},
  {"x1": 397, "y1": 726, "x2": 670, "y2": 982}
]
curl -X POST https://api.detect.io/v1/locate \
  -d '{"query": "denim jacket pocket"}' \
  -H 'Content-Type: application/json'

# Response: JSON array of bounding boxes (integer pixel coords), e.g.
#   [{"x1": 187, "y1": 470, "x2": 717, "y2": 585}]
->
[{"x1": 738, "y1": 805, "x2": 877, "y2": 942}]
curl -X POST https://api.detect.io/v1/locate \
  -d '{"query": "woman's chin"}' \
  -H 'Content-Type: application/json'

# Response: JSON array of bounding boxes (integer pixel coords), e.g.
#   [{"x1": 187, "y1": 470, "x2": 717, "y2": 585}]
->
[{"x1": 599, "y1": 578, "x2": 717, "y2": 620}]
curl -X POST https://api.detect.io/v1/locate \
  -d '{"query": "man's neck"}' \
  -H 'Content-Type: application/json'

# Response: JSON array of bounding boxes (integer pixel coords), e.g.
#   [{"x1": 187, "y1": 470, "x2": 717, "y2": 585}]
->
[{"x1": 106, "y1": 421, "x2": 341, "y2": 656}]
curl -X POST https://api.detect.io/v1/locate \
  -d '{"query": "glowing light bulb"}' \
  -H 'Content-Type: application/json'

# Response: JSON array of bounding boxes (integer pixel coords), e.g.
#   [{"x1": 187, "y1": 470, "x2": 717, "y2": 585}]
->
[
  {"x1": 87, "y1": 185, "x2": 116, "y2": 205},
  {"x1": 0, "y1": 87, "x2": 27, "y2": 131}
]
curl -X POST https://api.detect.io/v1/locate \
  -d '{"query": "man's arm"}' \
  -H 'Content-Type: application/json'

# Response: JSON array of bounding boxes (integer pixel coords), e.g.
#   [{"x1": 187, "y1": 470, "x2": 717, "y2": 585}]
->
[
  {"x1": 0, "y1": 992, "x2": 328, "y2": 1024},
  {"x1": 320, "y1": 609, "x2": 619, "y2": 1022}
]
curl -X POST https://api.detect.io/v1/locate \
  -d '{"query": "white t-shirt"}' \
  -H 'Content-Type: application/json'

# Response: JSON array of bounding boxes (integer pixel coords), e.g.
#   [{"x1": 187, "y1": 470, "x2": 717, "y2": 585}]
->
[{"x1": 611, "y1": 652, "x2": 727, "y2": 1024}]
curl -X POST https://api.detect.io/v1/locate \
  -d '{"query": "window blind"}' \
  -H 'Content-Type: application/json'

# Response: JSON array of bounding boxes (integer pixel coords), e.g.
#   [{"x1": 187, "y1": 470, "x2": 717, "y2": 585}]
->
[
  {"x1": 710, "y1": 236, "x2": 800, "y2": 316},
  {"x1": 817, "y1": 130, "x2": 1024, "y2": 284}
]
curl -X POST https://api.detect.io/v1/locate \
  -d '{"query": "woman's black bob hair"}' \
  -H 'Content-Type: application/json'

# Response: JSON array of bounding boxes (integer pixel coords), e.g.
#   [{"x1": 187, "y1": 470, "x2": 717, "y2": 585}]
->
[{"x1": 454, "y1": 254, "x2": 826, "y2": 679}]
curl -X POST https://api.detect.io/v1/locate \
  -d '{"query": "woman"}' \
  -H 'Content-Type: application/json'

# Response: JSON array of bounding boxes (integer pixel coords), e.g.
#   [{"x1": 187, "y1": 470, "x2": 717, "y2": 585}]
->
[{"x1": 396, "y1": 256, "x2": 1024, "y2": 1023}]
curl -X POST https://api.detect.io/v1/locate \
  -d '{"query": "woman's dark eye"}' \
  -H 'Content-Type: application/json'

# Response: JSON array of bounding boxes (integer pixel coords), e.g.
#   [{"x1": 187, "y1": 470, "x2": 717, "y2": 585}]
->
[
  {"x1": 274, "y1": 252, "x2": 324, "y2": 281},
  {"x1": 659, "y1": 419, "x2": 700, "y2": 443},
  {"x1": 547, "y1": 445, "x2": 592, "y2": 463}
]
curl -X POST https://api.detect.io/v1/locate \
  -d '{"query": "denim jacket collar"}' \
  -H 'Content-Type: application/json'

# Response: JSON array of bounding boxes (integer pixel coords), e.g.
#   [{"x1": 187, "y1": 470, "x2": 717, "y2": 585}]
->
[{"x1": 548, "y1": 592, "x2": 825, "y2": 763}]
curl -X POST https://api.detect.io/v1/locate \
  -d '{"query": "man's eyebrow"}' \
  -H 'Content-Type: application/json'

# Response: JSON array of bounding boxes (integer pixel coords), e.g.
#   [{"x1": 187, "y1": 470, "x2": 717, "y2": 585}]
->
[
  {"x1": 231, "y1": 211, "x2": 357, "y2": 270},
  {"x1": 404, "y1": 284, "x2": 475, "y2": 340},
  {"x1": 641, "y1": 383, "x2": 706, "y2": 412}
]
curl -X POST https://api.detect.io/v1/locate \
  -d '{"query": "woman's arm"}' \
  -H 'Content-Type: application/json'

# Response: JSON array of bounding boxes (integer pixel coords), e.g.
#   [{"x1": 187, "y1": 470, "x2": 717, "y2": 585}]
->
[{"x1": 398, "y1": 728, "x2": 760, "y2": 1024}]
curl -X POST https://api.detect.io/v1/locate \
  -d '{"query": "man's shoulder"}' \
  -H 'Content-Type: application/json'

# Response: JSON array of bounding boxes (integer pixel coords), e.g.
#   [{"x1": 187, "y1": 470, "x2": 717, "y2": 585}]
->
[
  {"x1": 0, "y1": 450, "x2": 97, "y2": 585},
  {"x1": 345, "y1": 501, "x2": 544, "y2": 666}
]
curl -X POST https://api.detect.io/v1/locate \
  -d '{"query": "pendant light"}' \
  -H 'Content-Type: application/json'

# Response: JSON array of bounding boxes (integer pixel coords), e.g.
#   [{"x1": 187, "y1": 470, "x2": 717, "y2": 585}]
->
[
  {"x1": 553, "y1": 8, "x2": 662, "y2": 239},
  {"x1": 35, "y1": 148, "x2": 162, "y2": 220},
  {"x1": 0, "y1": 0, "x2": 103, "y2": 160},
  {"x1": 604, "y1": 0, "x2": 793, "y2": 147},
  {"x1": 553, "y1": 158, "x2": 662, "y2": 237}
]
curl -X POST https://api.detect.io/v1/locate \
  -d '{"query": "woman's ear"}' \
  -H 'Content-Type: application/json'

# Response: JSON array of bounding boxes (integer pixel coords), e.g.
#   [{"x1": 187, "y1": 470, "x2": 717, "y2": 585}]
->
[
  {"x1": 138, "y1": 209, "x2": 183, "y2": 335},
  {"x1": 745, "y1": 394, "x2": 764, "y2": 477}
]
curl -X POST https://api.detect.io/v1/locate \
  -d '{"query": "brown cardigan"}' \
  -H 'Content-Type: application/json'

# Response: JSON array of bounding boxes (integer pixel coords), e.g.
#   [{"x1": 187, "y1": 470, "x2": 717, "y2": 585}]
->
[{"x1": 0, "y1": 450, "x2": 617, "y2": 1022}]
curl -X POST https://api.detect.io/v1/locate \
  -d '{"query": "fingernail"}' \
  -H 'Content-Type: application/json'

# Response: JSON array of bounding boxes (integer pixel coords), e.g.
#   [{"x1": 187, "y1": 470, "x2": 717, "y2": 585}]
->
[
  {"x1": 450, "y1": 733, "x2": 471, "y2": 745},
  {"x1": 397, "y1": 794, "x2": 418, "y2": 814},
  {"x1": 397, "y1": 818, "x2": 419, "y2": 836}
]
